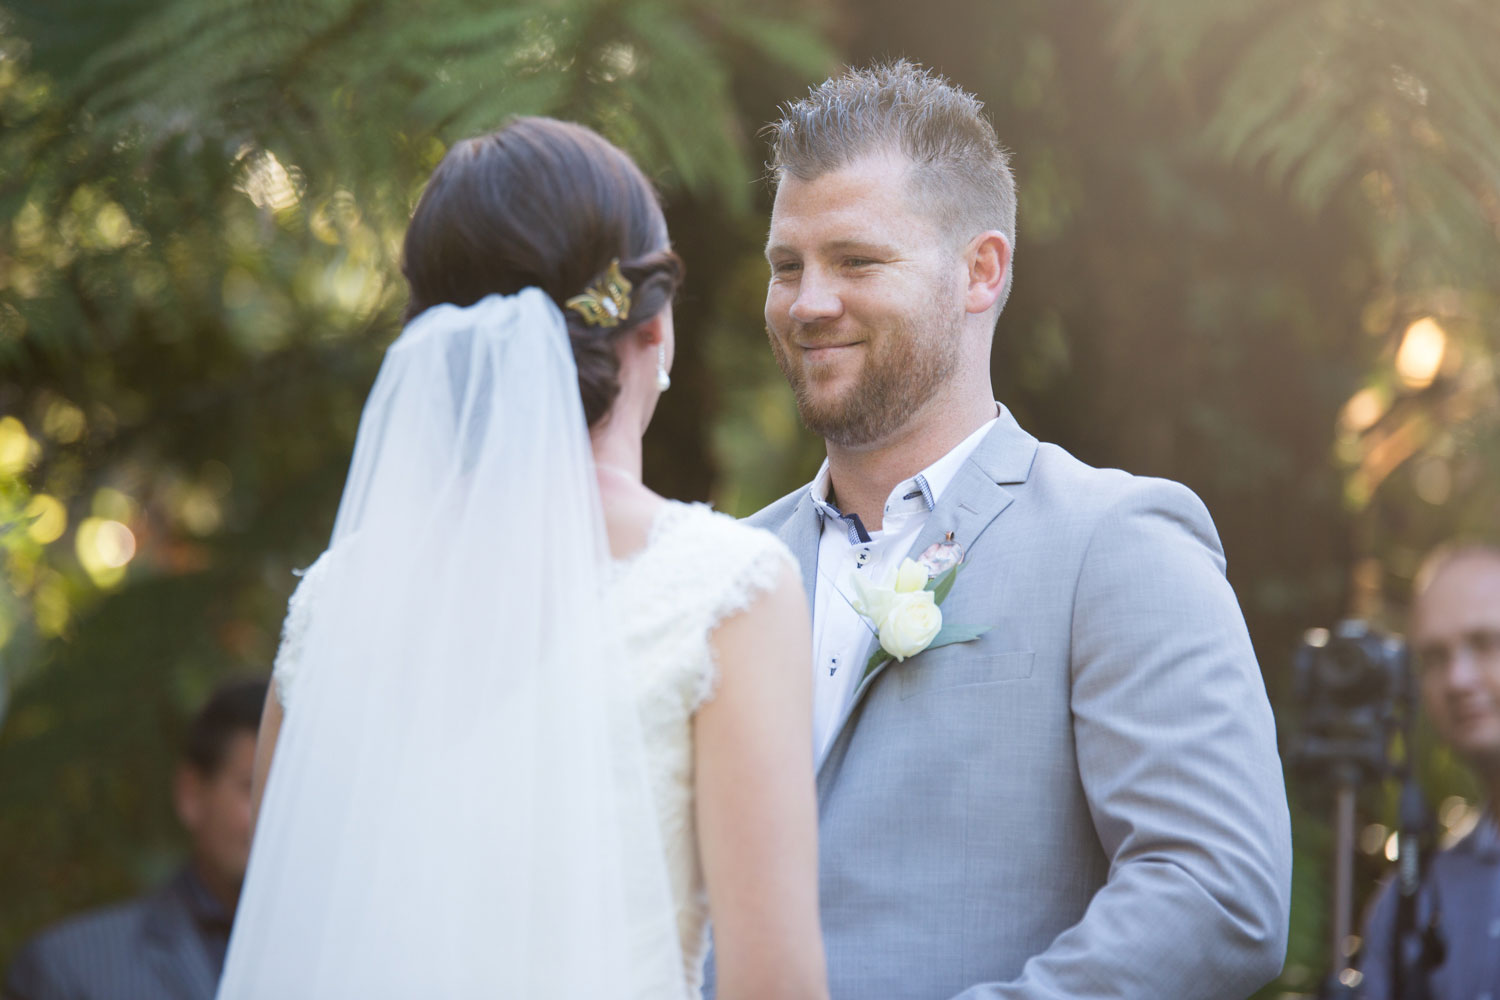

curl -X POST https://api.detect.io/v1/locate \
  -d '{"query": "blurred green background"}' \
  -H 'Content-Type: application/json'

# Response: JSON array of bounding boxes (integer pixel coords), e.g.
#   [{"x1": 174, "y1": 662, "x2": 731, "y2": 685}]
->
[{"x1": 1, "y1": 0, "x2": 1497, "y2": 993}]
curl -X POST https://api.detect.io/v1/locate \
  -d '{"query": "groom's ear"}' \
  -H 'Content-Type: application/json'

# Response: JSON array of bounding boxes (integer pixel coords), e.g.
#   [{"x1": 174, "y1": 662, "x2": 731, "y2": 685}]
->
[{"x1": 964, "y1": 231, "x2": 1011, "y2": 316}]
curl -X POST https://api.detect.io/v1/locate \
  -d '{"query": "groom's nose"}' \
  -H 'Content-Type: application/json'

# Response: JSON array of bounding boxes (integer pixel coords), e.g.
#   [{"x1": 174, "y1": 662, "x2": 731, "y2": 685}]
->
[{"x1": 788, "y1": 269, "x2": 844, "y2": 325}]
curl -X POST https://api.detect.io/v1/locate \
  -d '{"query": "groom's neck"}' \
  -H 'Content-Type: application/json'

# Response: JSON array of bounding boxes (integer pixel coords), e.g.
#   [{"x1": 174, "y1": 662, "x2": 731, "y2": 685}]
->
[{"x1": 825, "y1": 394, "x2": 995, "y2": 532}]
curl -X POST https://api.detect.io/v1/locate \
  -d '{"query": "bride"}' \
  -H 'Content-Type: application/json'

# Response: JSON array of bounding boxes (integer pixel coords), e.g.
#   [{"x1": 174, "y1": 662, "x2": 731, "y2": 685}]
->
[{"x1": 217, "y1": 118, "x2": 827, "y2": 999}]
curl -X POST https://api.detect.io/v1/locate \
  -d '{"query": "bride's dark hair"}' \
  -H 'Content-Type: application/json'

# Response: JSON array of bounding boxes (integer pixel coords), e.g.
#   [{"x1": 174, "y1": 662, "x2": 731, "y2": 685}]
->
[{"x1": 401, "y1": 117, "x2": 684, "y2": 426}]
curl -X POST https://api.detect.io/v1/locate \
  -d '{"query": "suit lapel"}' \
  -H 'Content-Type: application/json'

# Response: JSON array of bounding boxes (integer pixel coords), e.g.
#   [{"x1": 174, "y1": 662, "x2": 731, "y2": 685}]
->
[
  {"x1": 814, "y1": 408, "x2": 1039, "y2": 787},
  {"x1": 774, "y1": 492, "x2": 822, "y2": 620}
]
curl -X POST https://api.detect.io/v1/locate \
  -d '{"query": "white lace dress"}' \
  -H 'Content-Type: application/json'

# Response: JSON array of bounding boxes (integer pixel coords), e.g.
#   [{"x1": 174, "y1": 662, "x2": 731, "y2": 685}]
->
[{"x1": 272, "y1": 500, "x2": 795, "y2": 996}]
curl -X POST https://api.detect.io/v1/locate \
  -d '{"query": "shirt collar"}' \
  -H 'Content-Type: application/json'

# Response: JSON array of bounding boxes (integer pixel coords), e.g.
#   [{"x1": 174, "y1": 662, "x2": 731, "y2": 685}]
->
[
  {"x1": 808, "y1": 415, "x2": 999, "y2": 545},
  {"x1": 917, "y1": 416, "x2": 999, "y2": 503},
  {"x1": 173, "y1": 865, "x2": 233, "y2": 930},
  {"x1": 808, "y1": 462, "x2": 879, "y2": 544}
]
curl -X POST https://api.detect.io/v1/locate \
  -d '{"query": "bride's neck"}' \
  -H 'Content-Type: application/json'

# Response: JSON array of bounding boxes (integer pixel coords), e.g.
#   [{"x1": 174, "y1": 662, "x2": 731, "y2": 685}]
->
[
  {"x1": 590, "y1": 417, "x2": 643, "y2": 482},
  {"x1": 590, "y1": 413, "x2": 664, "y2": 561}
]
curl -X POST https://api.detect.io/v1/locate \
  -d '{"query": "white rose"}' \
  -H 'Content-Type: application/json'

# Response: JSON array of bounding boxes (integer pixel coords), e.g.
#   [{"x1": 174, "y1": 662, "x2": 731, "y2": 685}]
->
[
  {"x1": 892, "y1": 557, "x2": 928, "y2": 593},
  {"x1": 848, "y1": 571, "x2": 897, "y2": 624},
  {"x1": 877, "y1": 590, "x2": 943, "y2": 661}
]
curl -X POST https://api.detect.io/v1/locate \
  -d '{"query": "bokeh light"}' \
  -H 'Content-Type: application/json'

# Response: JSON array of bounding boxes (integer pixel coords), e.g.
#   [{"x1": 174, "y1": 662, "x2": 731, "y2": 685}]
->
[
  {"x1": 74, "y1": 517, "x2": 136, "y2": 587},
  {"x1": 1340, "y1": 387, "x2": 1386, "y2": 434},
  {"x1": 24, "y1": 494, "x2": 66, "y2": 544},
  {"x1": 42, "y1": 399, "x2": 86, "y2": 444},
  {"x1": 0, "y1": 417, "x2": 39, "y2": 475},
  {"x1": 236, "y1": 146, "x2": 302, "y2": 214},
  {"x1": 1395, "y1": 317, "x2": 1447, "y2": 389}
]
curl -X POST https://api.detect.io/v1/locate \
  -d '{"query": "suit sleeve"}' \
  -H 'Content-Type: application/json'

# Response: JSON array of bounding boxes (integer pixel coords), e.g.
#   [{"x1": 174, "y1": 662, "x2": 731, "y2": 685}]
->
[{"x1": 954, "y1": 478, "x2": 1292, "y2": 999}]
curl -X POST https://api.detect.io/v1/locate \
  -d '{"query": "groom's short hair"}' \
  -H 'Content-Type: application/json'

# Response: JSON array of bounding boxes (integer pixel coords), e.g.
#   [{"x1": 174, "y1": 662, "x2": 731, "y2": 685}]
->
[{"x1": 766, "y1": 60, "x2": 1017, "y2": 312}]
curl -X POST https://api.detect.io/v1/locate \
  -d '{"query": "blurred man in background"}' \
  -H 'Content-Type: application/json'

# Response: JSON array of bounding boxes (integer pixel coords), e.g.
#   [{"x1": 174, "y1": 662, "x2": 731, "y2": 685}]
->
[
  {"x1": 4, "y1": 677, "x2": 267, "y2": 1000},
  {"x1": 1358, "y1": 544, "x2": 1500, "y2": 998}
]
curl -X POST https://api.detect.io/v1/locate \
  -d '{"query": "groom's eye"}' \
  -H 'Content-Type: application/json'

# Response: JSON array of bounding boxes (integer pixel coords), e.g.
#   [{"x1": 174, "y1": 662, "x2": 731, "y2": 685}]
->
[
  {"x1": 771, "y1": 260, "x2": 802, "y2": 275},
  {"x1": 844, "y1": 257, "x2": 877, "y2": 268}
]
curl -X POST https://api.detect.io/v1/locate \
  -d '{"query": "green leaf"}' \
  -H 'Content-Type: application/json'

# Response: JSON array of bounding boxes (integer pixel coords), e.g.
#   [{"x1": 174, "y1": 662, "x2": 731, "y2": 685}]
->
[
  {"x1": 931, "y1": 560, "x2": 966, "y2": 604},
  {"x1": 860, "y1": 621, "x2": 992, "y2": 681},
  {"x1": 925, "y1": 624, "x2": 992, "y2": 649}
]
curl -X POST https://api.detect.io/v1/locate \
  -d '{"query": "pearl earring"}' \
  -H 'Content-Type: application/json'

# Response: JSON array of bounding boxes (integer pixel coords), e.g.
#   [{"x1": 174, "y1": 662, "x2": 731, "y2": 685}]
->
[{"x1": 656, "y1": 344, "x2": 671, "y2": 393}]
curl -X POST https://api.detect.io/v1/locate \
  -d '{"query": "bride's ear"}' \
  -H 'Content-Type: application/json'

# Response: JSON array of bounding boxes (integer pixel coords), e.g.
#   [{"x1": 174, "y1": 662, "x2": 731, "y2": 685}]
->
[{"x1": 630, "y1": 311, "x2": 666, "y2": 349}]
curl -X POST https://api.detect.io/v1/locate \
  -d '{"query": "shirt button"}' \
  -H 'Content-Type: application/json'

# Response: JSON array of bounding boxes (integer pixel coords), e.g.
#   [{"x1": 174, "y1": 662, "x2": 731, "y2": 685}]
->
[{"x1": 1491, "y1": 918, "x2": 1500, "y2": 938}]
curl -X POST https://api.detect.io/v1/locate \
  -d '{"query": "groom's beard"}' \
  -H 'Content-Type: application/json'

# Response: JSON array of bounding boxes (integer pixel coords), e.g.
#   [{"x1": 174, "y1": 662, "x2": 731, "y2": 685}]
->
[{"x1": 767, "y1": 292, "x2": 962, "y2": 449}]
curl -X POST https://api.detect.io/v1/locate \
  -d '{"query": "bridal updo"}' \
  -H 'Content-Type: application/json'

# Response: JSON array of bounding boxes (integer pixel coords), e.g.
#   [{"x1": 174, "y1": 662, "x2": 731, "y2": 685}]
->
[{"x1": 401, "y1": 117, "x2": 683, "y2": 426}]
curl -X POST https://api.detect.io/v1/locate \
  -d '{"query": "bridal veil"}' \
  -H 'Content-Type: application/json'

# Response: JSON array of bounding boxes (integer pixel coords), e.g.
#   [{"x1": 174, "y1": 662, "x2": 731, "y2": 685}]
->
[{"x1": 218, "y1": 290, "x2": 685, "y2": 997}]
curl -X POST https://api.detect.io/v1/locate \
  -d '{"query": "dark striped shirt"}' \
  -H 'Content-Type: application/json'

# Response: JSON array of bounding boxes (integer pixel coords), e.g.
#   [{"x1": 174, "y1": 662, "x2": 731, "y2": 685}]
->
[{"x1": 3, "y1": 867, "x2": 227, "y2": 1000}]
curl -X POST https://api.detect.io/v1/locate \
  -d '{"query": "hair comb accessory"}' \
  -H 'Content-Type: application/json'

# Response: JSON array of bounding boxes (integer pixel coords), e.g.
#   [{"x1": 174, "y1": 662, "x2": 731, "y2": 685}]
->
[{"x1": 565, "y1": 259, "x2": 633, "y2": 328}]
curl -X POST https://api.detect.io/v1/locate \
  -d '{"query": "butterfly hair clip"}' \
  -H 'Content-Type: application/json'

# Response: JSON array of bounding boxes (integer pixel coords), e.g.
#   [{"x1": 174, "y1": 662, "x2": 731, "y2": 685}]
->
[{"x1": 565, "y1": 259, "x2": 633, "y2": 328}]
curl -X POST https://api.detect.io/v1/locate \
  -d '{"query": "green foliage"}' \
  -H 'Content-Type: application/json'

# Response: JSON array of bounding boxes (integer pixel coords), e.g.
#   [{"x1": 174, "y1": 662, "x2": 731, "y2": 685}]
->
[
  {"x1": 1118, "y1": 0, "x2": 1500, "y2": 238},
  {"x1": 0, "y1": 0, "x2": 834, "y2": 650},
  {"x1": 6, "y1": 0, "x2": 831, "y2": 224},
  {"x1": 1114, "y1": 1, "x2": 1500, "y2": 555}
]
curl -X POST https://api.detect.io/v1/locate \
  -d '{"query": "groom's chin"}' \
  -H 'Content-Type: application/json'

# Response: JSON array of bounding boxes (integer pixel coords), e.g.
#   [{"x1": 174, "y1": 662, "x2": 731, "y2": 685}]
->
[{"x1": 795, "y1": 394, "x2": 885, "y2": 449}]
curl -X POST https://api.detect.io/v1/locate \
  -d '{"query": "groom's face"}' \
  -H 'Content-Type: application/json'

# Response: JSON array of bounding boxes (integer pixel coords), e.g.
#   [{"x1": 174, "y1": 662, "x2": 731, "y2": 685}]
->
[{"x1": 764, "y1": 152, "x2": 967, "y2": 448}]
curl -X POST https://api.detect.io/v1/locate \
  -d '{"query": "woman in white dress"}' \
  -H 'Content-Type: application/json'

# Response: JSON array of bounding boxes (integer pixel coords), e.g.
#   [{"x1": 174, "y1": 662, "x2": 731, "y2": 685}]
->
[{"x1": 218, "y1": 118, "x2": 827, "y2": 999}]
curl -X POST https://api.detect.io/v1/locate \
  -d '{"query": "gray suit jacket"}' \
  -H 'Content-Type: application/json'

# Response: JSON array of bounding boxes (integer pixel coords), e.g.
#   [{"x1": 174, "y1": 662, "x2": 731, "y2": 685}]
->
[
  {"x1": 738, "y1": 408, "x2": 1291, "y2": 1000},
  {"x1": 4, "y1": 869, "x2": 224, "y2": 1000}
]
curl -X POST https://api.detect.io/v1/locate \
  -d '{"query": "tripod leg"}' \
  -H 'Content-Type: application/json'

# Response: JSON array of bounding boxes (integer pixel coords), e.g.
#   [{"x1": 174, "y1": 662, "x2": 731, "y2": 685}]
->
[{"x1": 1320, "y1": 781, "x2": 1361, "y2": 998}]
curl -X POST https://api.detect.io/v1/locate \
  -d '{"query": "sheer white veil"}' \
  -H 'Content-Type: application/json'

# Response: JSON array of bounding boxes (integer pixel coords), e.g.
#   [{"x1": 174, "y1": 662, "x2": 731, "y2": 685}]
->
[{"x1": 218, "y1": 289, "x2": 685, "y2": 997}]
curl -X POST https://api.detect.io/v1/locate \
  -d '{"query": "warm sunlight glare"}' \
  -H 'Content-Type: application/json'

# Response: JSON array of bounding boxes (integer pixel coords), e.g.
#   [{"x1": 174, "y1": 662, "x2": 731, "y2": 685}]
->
[
  {"x1": 1339, "y1": 387, "x2": 1385, "y2": 433},
  {"x1": 1395, "y1": 317, "x2": 1447, "y2": 389},
  {"x1": 237, "y1": 147, "x2": 301, "y2": 214}
]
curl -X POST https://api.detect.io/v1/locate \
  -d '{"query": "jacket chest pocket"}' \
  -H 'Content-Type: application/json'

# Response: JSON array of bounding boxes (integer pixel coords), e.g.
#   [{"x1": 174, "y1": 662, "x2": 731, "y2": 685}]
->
[{"x1": 898, "y1": 650, "x2": 1035, "y2": 700}]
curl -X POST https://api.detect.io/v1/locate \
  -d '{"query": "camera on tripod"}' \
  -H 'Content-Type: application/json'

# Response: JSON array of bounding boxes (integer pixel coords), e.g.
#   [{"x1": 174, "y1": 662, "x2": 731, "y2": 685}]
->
[
  {"x1": 1290, "y1": 619, "x2": 1442, "y2": 1000},
  {"x1": 1292, "y1": 620, "x2": 1410, "y2": 783}
]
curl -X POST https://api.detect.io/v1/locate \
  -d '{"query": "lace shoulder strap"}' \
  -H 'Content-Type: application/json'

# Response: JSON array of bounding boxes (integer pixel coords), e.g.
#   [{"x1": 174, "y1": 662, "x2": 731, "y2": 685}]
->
[
  {"x1": 652, "y1": 503, "x2": 798, "y2": 621},
  {"x1": 637, "y1": 503, "x2": 800, "y2": 707},
  {"x1": 271, "y1": 552, "x2": 332, "y2": 709}
]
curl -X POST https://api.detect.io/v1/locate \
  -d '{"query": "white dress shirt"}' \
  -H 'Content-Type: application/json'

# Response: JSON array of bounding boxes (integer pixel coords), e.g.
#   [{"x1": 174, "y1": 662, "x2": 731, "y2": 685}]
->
[{"x1": 809, "y1": 417, "x2": 998, "y2": 761}]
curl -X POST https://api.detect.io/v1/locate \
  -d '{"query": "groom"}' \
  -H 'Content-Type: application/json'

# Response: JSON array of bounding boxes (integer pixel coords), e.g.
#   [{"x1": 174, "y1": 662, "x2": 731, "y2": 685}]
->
[{"x1": 736, "y1": 62, "x2": 1292, "y2": 999}]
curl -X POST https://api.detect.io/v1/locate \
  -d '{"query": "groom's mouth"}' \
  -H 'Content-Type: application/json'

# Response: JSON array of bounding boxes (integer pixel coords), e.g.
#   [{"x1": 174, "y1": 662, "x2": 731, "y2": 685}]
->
[{"x1": 800, "y1": 341, "x2": 863, "y2": 362}]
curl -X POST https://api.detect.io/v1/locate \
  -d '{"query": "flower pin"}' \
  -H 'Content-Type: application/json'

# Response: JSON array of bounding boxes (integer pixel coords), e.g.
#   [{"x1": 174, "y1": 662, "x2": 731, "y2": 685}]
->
[
  {"x1": 915, "y1": 531, "x2": 964, "y2": 577},
  {"x1": 848, "y1": 551, "x2": 992, "y2": 680}
]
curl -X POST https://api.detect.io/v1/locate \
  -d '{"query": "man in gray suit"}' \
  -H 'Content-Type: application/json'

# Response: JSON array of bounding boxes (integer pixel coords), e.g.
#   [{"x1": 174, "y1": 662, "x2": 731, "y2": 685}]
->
[
  {"x1": 748, "y1": 61, "x2": 1292, "y2": 999},
  {"x1": 4, "y1": 678, "x2": 266, "y2": 1000}
]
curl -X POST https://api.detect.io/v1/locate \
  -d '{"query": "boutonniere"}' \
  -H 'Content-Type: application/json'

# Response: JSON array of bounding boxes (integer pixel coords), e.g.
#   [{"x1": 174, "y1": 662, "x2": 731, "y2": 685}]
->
[{"x1": 848, "y1": 539, "x2": 992, "y2": 679}]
